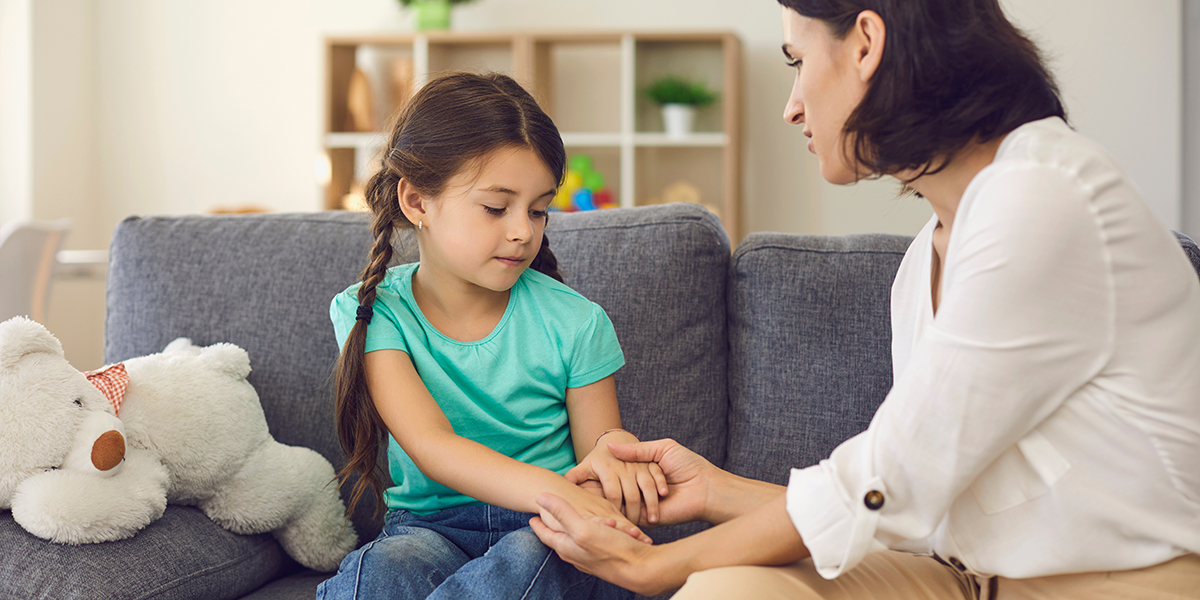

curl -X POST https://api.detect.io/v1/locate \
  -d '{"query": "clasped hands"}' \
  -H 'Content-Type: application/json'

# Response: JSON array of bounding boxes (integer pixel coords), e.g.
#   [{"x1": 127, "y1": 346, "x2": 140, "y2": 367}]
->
[
  {"x1": 531, "y1": 438, "x2": 718, "y2": 594},
  {"x1": 551, "y1": 435, "x2": 716, "y2": 534}
]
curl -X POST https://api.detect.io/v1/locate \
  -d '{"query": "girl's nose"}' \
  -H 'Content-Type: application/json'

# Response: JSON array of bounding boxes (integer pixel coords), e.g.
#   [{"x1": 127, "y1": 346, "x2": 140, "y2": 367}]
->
[{"x1": 508, "y1": 215, "x2": 533, "y2": 242}]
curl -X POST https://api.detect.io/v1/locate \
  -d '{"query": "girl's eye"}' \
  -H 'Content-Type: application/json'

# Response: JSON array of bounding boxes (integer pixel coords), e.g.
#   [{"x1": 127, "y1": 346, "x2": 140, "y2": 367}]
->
[
  {"x1": 531, "y1": 210, "x2": 549, "y2": 219},
  {"x1": 786, "y1": 59, "x2": 802, "y2": 70},
  {"x1": 484, "y1": 206, "x2": 506, "y2": 216}
]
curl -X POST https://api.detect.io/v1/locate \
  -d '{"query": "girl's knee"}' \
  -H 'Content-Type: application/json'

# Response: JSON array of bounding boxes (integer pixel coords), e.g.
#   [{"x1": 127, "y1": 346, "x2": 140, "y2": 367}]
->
[{"x1": 495, "y1": 529, "x2": 552, "y2": 558}]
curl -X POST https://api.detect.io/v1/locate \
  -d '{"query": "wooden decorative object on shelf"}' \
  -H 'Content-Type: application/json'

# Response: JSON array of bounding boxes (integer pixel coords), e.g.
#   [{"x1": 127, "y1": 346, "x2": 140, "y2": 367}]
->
[
  {"x1": 391, "y1": 58, "x2": 415, "y2": 113},
  {"x1": 345, "y1": 68, "x2": 377, "y2": 132}
]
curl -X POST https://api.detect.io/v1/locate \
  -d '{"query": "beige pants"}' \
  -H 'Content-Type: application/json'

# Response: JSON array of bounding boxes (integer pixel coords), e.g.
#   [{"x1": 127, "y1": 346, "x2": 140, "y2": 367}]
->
[{"x1": 671, "y1": 551, "x2": 1200, "y2": 600}]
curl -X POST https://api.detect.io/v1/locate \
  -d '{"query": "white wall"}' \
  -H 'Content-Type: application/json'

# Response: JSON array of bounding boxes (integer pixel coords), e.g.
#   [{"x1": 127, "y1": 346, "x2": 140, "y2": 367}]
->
[
  {"x1": 1006, "y1": 0, "x2": 1183, "y2": 231},
  {"x1": 94, "y1": 0, "x2": 323, "y2": 230},
  {"x1": 0, "y1": 0, "x2": 32, "y2": 226},
  {"x1": 32, "y1": 0, "x2": 106, "y2": 370}
]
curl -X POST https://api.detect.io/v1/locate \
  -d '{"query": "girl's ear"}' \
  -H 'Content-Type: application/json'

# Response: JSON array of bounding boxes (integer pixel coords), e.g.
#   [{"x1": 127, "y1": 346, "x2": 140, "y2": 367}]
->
[
  {"x1": 851, "y1": 10, "x2": 885, "y2": 83},
  {"x1": 396, "y1": 178, "x2": 427, "y2": 226}
]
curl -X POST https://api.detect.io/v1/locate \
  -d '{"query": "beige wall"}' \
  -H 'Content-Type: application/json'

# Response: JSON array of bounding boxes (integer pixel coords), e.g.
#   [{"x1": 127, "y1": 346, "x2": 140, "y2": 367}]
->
[{"x1": 2, "y1": 0, "x2": 1186, "y2": 366}]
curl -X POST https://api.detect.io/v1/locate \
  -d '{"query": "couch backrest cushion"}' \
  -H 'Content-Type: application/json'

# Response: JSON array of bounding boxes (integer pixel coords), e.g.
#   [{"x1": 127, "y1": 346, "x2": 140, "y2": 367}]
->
[
  {"x1": 106, "y1": 203, "x2": 730, "y2": 544},
  {"x1": 546, "y1": 204, "x2": 731, "y2": 544},
  {"x1": 726, "y1": 232, "x2": 912, "y2": 485}
]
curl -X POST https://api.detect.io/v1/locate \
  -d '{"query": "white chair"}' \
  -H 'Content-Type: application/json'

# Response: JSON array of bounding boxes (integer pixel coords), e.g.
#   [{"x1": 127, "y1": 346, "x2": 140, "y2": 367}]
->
[{"x1": 0, "y1": 219, "x2": 71, "y2": 323}]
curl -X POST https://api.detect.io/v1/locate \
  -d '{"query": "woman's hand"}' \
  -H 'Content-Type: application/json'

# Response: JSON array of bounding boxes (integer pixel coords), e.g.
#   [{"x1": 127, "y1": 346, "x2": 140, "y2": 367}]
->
[
  {"x1": 576, "y1": 438, "x2": 717, "y2": 527},
  {"x1": 567, "y1": 437, "x2": 667, "y2": 526},
  {"x1": 534, "y1": 490, "x2": 809, "y2": 597},
  {"x1": 531, "y1": 492, "x2": 678, "y2": 596}
]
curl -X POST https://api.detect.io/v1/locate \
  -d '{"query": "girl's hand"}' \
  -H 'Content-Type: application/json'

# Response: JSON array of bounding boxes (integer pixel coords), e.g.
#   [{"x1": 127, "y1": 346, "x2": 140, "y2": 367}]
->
[
  {"x1": 567, "y1": 440, "x2": 668, "y2": 526},
  {"x1": 557, "y1": 484, "x2": 654, "y2": 544}
]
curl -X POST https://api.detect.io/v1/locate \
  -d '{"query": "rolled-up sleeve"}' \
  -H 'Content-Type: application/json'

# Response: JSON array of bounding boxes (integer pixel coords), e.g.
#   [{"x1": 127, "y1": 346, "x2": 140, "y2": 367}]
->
[{"x1": 785, "y1": 162, "x2": 1114, "y2": 578}]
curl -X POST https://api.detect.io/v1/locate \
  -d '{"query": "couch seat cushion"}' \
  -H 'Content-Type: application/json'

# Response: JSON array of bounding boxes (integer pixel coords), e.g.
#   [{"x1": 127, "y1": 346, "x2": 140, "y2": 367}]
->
[{"x1": 0, "y1": 506, "x2": 294, "y2": 600}]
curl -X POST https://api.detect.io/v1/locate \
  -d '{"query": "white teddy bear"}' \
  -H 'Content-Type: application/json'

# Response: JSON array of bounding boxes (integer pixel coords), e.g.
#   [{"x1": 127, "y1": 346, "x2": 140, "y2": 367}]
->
[{"x1": 0, "y1": 316, "x2": 358, "y2": 572}]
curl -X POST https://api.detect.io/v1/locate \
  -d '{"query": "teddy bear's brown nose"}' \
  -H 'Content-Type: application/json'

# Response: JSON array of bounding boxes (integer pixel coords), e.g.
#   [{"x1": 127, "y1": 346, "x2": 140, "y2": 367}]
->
[{"x1": 91, "y1": 430, "x2": 126, "y2": 471}]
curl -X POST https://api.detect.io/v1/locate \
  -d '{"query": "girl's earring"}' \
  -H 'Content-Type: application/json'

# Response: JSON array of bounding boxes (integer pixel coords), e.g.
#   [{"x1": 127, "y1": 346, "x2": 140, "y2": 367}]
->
[{"x1": 418, "y1": 220, "x2": 423, "y2": 232}]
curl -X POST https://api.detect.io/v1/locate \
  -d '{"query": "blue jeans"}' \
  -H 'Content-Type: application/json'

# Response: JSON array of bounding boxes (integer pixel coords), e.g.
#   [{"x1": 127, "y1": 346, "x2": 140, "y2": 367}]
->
[{"x1": 316, "y1": 504, "x2": 633, "y2": 600}]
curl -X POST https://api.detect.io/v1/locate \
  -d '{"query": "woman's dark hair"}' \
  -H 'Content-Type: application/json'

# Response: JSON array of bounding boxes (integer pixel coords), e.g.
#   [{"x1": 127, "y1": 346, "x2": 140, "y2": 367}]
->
[
  {"x1": 779, "y1": 0, "x2": 1066, "y2": 180},
  {"x1": 334, "y1": 72, "x2": 566, "y2": 515}
]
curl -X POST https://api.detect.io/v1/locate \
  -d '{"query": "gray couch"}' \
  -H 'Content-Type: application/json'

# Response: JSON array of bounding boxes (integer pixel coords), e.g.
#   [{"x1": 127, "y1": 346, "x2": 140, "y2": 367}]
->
[{"x1": 3, "y1": 203, "x2": 1198, "y2": 599}]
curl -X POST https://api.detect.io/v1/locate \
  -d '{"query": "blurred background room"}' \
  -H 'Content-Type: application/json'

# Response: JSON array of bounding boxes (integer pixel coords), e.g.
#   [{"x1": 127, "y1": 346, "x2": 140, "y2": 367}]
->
[{"x1": 2, "y1": 0, "x2": 1197, "y2": 371}]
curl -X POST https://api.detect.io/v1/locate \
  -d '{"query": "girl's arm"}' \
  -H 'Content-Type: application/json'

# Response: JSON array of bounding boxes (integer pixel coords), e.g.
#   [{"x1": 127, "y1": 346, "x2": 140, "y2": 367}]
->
[
  {"x1": 565, "y1": 376, "x2": 667, "y2": 525},
  {"x1": 364, "y1": 349, "x2": 649, "y2": 541}
]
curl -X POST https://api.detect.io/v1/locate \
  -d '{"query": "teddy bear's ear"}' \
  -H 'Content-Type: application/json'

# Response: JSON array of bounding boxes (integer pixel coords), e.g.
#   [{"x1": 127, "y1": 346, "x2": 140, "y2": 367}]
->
[{"x1": 0, "y1": 317, "x2": 64, "y2": 369}]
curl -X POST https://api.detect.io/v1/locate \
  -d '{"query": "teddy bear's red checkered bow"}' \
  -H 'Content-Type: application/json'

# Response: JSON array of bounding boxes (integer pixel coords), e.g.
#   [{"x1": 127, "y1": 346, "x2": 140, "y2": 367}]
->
[{"x1": 84, "y1": 363, "x2": 129, "y2": 416}]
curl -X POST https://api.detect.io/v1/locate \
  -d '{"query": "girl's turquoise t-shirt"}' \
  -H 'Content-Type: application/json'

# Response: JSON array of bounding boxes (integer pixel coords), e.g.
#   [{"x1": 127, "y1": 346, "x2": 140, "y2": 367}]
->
[{"x1": 330, "y1": 263, "x2": 625, "y2": 515}]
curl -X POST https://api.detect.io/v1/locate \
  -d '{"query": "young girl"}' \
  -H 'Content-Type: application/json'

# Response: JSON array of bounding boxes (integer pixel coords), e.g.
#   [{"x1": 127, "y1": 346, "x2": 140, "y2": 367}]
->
[{"x1": 318, "y1": 72, "x2": 665, "y2": 600}]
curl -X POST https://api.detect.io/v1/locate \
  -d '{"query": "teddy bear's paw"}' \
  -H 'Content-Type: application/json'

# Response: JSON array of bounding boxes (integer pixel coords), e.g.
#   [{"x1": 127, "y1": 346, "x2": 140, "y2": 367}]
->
[
  {"x1": 272, "y1": 480, "x2": 360, "y2": 572},
  {"x1": 199, "y1": 443, "x2": 357, "y2": 571},
  {"x1": 11, "y1": 449, "x2": 170, "y2": 544},
  {"x1": 268, "y1": 447, "x2": 358, "y2": 572}
]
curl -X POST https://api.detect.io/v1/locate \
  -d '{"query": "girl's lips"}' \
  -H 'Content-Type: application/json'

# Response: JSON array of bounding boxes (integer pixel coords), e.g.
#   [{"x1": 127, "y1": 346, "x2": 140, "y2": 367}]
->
[
  {"x1": 496, "y1": 257, "x2": 524, "y2": 267},
  {"x1": 807, "y1": 139, "x2": 815, "y2": 154}
]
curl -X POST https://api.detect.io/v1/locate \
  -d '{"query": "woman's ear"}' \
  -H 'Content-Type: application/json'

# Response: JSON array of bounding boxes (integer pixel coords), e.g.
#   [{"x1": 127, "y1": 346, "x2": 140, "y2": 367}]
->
[
  {"x1": 852, "y1": 10, "x2": 886, "y2": 83},
  {"x1": 396, "y1": 178, "x2": 426, "y2": 226}
]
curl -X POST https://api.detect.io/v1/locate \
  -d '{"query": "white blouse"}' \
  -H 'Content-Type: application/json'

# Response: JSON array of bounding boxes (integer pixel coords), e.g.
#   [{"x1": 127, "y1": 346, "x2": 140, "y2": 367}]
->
[{"x1": 786, "y1": 117, "x2": 1200, "y2": 580}]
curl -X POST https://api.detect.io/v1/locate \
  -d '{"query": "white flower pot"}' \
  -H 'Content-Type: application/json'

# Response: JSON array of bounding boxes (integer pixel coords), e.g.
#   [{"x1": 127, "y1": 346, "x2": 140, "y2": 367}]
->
[{"x1": 661, "y1": 104, "x2": 696, "y2": 138}]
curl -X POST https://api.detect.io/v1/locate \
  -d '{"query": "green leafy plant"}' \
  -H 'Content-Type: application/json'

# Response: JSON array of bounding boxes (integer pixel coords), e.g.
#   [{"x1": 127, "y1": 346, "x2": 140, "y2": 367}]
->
[
  {"x1": 395, "y1": 0, "x2": 477, "y2": 5},
  {"x1": 644, "y1": 76, "x2": 719, "y2": 107}
]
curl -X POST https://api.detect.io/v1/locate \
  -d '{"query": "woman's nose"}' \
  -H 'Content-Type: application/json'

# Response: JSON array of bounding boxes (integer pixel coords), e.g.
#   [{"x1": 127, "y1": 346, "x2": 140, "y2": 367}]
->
[{"x1": 783, "y1": 79, "x2": 804, "y2": 125}]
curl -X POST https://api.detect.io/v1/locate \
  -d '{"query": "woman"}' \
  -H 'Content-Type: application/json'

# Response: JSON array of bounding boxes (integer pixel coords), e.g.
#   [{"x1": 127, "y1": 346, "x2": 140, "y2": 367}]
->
[{"x1": 529, "y1": 0, "x2": 1200, "y2": 598}]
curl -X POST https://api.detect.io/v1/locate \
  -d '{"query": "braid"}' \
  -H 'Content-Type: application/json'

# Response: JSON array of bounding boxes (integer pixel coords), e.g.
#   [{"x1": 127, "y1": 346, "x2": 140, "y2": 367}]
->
[
  {"x1": 358, "y1": 213, "x2": 397, "y2": 305},
  {"x1": 333, "y1": 167, "x2": 406, "y2": 517}
]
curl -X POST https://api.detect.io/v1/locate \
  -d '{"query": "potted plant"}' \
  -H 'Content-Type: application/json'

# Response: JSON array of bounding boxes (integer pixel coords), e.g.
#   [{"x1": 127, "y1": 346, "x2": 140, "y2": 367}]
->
[
  {"x1": 644, "y1": 76, "x2": 719, "y2": 138},
  {"x1": 395, "y1": 0, "x2": 478, "y2": 31}
]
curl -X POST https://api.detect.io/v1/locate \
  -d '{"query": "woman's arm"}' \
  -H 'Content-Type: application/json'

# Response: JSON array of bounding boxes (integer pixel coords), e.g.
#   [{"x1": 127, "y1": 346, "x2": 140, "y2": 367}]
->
[
  {"x1": 531, "y1": 490, "x2": 807, "y2": 596},
  {"x1": 364, "y1": 350, "x2": 649, "y2": 540}
]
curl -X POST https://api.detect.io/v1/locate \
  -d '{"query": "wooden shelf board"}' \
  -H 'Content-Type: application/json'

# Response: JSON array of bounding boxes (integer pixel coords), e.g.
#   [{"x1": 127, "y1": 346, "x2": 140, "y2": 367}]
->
[
  {"x1": 634, "y1": 133, "x2": 727, "y2": 147},
  {"x1": 560, "y1": 132, "x2": 623, "y2": 147}
]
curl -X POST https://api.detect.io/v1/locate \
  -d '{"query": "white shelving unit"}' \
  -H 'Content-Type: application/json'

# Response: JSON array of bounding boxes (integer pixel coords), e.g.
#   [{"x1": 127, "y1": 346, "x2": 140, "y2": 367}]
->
[{"x1": 324, "y1": 30, "x2": 742, "y2": 239}]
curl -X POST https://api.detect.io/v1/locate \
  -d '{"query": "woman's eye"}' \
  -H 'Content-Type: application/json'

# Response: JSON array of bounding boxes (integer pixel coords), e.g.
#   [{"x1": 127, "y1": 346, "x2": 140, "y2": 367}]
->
[{"x1": 484, "y1": 206, "x2": 506, "y2": 216}]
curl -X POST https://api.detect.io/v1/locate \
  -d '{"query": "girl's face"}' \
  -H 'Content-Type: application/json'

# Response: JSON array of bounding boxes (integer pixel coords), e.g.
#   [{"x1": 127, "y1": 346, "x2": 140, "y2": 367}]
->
[
  {"x1": 419, "y1": 146, "x2": 558, "y2": 294},
  {"x1": 781, "y1": 7, "x2": 872, "y2": 184}
]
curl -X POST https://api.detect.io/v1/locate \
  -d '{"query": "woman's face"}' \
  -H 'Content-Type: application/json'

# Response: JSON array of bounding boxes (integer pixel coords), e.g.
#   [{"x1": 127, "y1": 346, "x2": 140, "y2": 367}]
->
[{"x1": 781, "y1": 7, "x2": 872, "y2": 185}]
